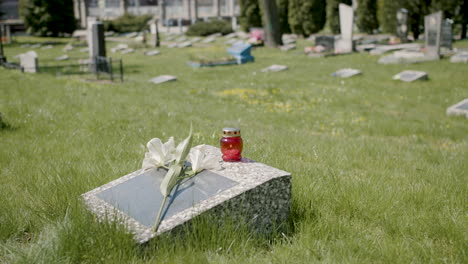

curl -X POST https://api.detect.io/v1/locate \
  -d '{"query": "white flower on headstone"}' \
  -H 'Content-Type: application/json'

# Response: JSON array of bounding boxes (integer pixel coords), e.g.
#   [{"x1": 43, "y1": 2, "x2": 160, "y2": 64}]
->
[
  {"x1": 188, "y1": 144, "x2": 221, "y2": 173},
  {"x1": 142, "y1": 137, "x2": 176, "y2": 170}
]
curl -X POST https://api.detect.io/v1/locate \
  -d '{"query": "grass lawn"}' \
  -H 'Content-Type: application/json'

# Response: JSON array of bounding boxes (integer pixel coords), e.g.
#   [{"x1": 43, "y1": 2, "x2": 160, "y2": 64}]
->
[{"x1": 0, "y1": 35, "x2": 467, "y2": 263}]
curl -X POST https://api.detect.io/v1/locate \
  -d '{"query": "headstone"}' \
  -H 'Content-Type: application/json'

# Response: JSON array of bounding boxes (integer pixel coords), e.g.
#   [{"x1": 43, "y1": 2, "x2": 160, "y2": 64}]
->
[
  {"x1": 82, "y1": 146, "x2": 291, "y2": 244},
  {"x1": 440, "y1": 19, "x2": 453, "y2": 50},
  {"x1": 315, "y1": 36, "x2": 335, "y2": 52},
  {"x1": 335, "y1": 4, "x2": 354, "y2": 54},
  {"x1": 55, "y1": 55, "x2": 69, "y2": 61},
  {"x1": 145, "y1": 50, "x2": 160, "y2": 56},
  {"x1": 149, "y1": 75, "x2": 177, "y2": 84},
  {"x1": 89, "y1": 21, "x2": 106, "y2": 59},
  {"x1": 177, "y1": 41, "x2": 192, "y2": 48},
  {"x1": 450, "y1": 51, "x2": 468, "y2": 63},
  {"x1": 282, "y1": 37, "x2": 296, "y2": 45},
  {"x1": 396, "y1": 8, "x2": 409, "y2": 43},
  {"x1": 280, "y1": 44, "x2": 296, "y2": 51},
  {"x1": 30, "y1": 44, "x2": 41, "y2": 48},
  {"x1": 202, "y1": 37, "x2": 216, "y2": 44},
  {"x1": 191, "y1": 37, "x2": 201, "y2": 43},
  {"x1": 370, "y1": 43, "x2": 422, "y2": 55},
  {"x1": 19, "y1": 51, "x2": 38, "y2": 73},
  {"x1": 227, "y1": 42, "x2": 255, "y2": 64},
  {"x1": 20, "y1": 44, "x2": 31, "y2": 48},
  {"x1": 446, "y1": 99, "x2": 468, "y2": 118},
  {"x1": 121, "y1": 48, "x2": 135, "y2": 54},
  {"x1": 224, "y1": 33, "x2": 237, "y2": 39},
  {"x1": 41, "y1": 45, "x2": 53, "y2": 50},
  {"x1": 261, "y1": 64, "x2": 288, "y2": 73},
  {"x1": 424, "y1": 11, "x2": 443, "y2": 57},
  {"x1": 111, "y1": 44, "x2": 129, "y2": 53},
  {"x1": 63, "y1": 44, "x2": 74, "y2": 52},
  {"x1": 332, "y1": 68, "x2": 361, "y2": 78},
  {"x1": 392, "y1": 70, "x2": 428, "y2": 82},
  {"x1": 80, "y1": 47, "x2": 89, "y2": 53},
  {"x1": 176, "y1": 36, "x2": 187, "y2": 42},
  {"x1": 126, "y1": 32, "x2": 138, "y2": 38}
]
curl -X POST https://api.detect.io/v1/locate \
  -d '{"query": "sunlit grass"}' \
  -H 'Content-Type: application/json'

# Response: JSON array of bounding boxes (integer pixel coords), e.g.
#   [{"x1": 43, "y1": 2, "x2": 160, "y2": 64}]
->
[{"x1": 1, "y1": 36, "x2": 467, "y2": 263}]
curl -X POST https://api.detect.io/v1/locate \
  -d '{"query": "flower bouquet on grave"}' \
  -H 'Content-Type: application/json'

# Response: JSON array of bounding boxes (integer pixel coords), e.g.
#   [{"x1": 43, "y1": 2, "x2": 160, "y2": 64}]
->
[{"x1": 141, "y1": 126, "x2": 221, "y2": 232}]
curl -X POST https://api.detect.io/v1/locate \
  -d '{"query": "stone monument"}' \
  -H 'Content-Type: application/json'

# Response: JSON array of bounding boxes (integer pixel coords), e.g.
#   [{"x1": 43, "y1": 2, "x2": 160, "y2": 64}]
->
[
  {"x1": 82, "y1": 146, "x2": 291, "y2": 244},
  {"x1": 396, "y1": 8, "x2": 409, "y2": 43},
  {"x1": 227, "y1": 42, "x2": 255, "y2": 64},
  {"x1": 88, "y1": 21, "x2": 106, "y2": 73},
  {"x1": 334, "y1": 4, "x2": 354, "y2": 54},
  {"x1": 440, "y1": 19, "x2": 453, "y2": 50},
  {"x1": 19, "y1": 51, "x2": 38, "y2": 73},
  {"x1": 424, "y1": 11, "x2": 443, "y2": 57}
]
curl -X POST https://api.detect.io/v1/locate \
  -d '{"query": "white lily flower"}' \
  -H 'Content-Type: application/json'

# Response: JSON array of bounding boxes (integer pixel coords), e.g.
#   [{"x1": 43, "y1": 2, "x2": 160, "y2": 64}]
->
[
  {"x1": 188, "y1": 144, "x2": 221, "y2": 173},
  {"x1": 142, "y1": 137, "x2": 176, "y2": 170}
]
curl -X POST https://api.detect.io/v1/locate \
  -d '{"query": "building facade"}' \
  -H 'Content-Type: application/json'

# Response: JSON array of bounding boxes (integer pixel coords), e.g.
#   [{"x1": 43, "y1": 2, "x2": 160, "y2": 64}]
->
[{"x1": 73, "y1": 0, "x2": 240, "y2": 29}]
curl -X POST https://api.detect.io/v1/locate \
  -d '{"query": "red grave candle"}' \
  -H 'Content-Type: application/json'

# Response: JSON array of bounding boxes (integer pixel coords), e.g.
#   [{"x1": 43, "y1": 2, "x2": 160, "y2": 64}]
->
[{"x1": 220, "y1": 127, "x2": 243, "y2": 162}]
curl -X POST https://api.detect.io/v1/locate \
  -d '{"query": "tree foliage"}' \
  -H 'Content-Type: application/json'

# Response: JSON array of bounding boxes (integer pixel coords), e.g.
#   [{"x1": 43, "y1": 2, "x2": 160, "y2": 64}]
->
[
  {"x1": 288, "y1": 0, "x2": 326, "y2": 36},
  {"x1": 239, "y1": 0, "x2": 263, "y2": 31},
  {"x1": 357, "y1": 0, "x2": 378, "y2": 34},
  {"x1": 326, "y1": 0, "x2": 352, "y2": 34},
  {"x1": 20, "y1": 0, "x2": 76, "y2": 36},
  {"x1": 277, "y1": 0, "x2": 291, "y2": 34}
]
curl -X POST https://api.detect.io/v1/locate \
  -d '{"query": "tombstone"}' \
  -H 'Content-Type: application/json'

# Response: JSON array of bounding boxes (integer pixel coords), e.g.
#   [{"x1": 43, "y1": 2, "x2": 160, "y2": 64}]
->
[
  {"x1": 440, "y1": 19, "x2": 453, "y2": 50},
  {"x1": 392, "y1": 70, "x2": 428, "y2": 82},
  {"x1": 55, "y1": 55, "x2": 69, "y2": 61},
  {"x1": 224, "y1": 33, "x2": 237, "y2": 39},
  {"x1": 332, "y1": 68, "x2": 361, "y2": 78},
  {"x1": 424, "y1": 11, "x2": 443, "y2": 57},
  {"x1": 315, "y1": 36, "x2": 335, "y2": 52},
  {"x1": 334, "y1": 4, "x2": 354, "y2": 54},
  {"x1": 82, "y1": 145, "x2": 291, "y2": 244},
  {"x1": 190, "y1": 37, "x2": 201, "y2": 43},
  {"x1": 126, "y1": 32, "x2": 138, "y2": 38},
  {"x1": 20, "y1": 44, "x2": 31, "y2": 48},
  {"x1": 19, "y1": 51, "x2": 38, "y2": 73},
  {"x1": 227, "y1": 42, "x2": 255, "y2": 64},
  {"x1": 202, "y1": 37, "x2": 216, "y2": 44},
  {"x1": 89, "y1": 21, "x2": 106, "y2": 59},
  {"x1": 41, "y1": 45, "x2": 53, "y2": 50},
  {"x1": 30, "y1": 44, "x2": 41, "y2": 48},
  {"x1": 149, "y1": 75, "x2": 177, "y2": 84},
  {"x1": 63, "y1": 44, "x2": 74, "y2": 52},
  {"x1": 111, "y1": 44, "x2": 128, "y2": 53},
  {"x1": 145, "y1": 50, "x2": 160, "y2": 56},
  {"x1": 446, "y1": 99, "x2": 468, "y2": 118},
  {"x1": 396, "y1": 8, "x2": 409, "y2": 43},
  {"x1": 280, "y1": 44, "x2": 296, "y2": 51},
  {"x1": 282, "y1": 35, "x2": 296, "y2": 45},
  {"x1": 176, "y1": 36, "x2": 187, "y2": 42},
  {"x1": 121, "y1": 48, "x2": 135, "y2": 54},
  {"x1": 450, "y1": 51, "x2": 468, "y2": 63},
  {"x1": 177, "y1": 41, "x2": 192, "y2": 48},
  {"x1": 261, "y1": 64, "x2": 288, "y2": 73}
]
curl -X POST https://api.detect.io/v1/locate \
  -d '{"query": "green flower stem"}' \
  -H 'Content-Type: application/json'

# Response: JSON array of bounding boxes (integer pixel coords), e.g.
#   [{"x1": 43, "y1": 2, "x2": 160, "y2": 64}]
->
[{"x1": 153, "y1": 194, "x2": 168, "y2": 232}]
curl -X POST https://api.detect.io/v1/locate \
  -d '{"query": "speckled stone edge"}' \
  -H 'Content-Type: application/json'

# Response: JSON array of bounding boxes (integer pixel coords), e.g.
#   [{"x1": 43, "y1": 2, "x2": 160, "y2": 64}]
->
[
  {"x1": 82, "y1": 146, "x2": 291, "y2": 244},
  {"x1": 446, "y1": 99, "x2": 468, "y2": 118}
]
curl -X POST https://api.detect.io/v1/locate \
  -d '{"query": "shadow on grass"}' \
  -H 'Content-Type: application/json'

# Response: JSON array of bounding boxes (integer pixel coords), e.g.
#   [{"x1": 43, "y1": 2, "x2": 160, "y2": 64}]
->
[{"x1": 0, "y1": 120, "x2": 18, "y2": 132}]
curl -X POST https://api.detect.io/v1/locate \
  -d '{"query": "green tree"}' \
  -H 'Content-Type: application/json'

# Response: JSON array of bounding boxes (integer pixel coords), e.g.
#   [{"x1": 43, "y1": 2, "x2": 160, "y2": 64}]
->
[
  {"x1": 430, "y1": 0, "x2": 467, "y2": 39},
  {"x1": 277, "y1": 0, "x2": 291, "y2": 34},
  {"x1": 357, "y1": 0, "x2": 379, "y2": 33},
  {"x1": 239, "y1": 0, "x2": 263, "y2": 31},
  {"x1": 289, "y1": 0, "x2": 326, "y2": 36},
  {"x1": 20, "y1": 0, "x2": 76, "y2": 36},
  {"x1": 326, "y1": 0, "x2": 352, "y2": 34}
]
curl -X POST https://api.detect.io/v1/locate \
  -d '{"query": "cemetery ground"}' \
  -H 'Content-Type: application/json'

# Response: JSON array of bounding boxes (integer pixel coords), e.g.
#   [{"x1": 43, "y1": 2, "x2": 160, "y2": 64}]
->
[{"x1": 1, "y1": 36, "x2": 467, "y2": 263}]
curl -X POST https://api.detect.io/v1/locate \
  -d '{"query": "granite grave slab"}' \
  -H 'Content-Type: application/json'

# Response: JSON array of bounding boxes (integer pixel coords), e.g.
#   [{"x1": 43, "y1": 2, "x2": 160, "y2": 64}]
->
[
  {"x1": 55, "y1": 55, "x2": 69, "y2": 61},
  {"x1": 149, "y1": 75, "x2": 177, "y2": 84},
  {"x1": 446, "y1": 99, "x2": 468, "y2": 118},
  {"x1": 332, "y1": 68, "x2": 361, "y2": 78},
  {"x1": 145, "y1": 50, "x2": 161, "y2": 56},
  {"x1": 19, "y1": 51, "x2": 38, "y2": 73},
  {"x1": 261, "y1": 64, "x2": 288, "y2": 73},
  {"x1": 450, "y1": 51, "x2": 468, "y2": 63},
  {"x1": 121, "y1": 48, "x2": 135, "y2": 54},
  {"x1": 82, "y1": 146, "x2": 291, "y2": 244},
  {"x1": 392, "y1": 70, "x2": 428, "y2": 82},
  {"x1": 178, "y1": 41, "x2": 192, "y2": 48}
]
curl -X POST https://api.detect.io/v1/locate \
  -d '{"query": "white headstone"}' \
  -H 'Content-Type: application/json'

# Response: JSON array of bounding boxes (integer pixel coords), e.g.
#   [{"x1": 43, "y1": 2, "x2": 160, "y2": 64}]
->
[
  {"x1": 145, "y1": 50, "x2": 161, "y2": 56},
  {"x1": 149, "y1": 75, "x2": 177, "y2": 84},
  {"x1": 335, "y1": 4, "x2": 354, "y2": 53},
  {"x1": 261, "y1": 65, "x2": 288, "y2": 73},
  {"x1": 424, "y1": 11, "x2": 443, "y2": 57},
  {"x1": 332, "y1": 68, "x2": 361, "y2": 78},
  {"x1": 63, "y1": 44, "x2": 74, "y2": 52},
  {"x1": 19, "y1": 51, "x2": 38, "y2": 73},
  {"x1": 450, "y1": 51, "x2": 468, "y2": 63},
  {"x1": 55, "y1": 55, "x2": 70, "y2": 61},
  {"x1": 392, "y1": 70, "x2": 428, "y2": 82},
  {"x1": 446, "y1": 99, "x2": 468, "y2": 118},
  {"x1": 121, "y1": 48, "x2": 135, "y2": 54},
  {"x1": 178, "y1": 41, "x2": 192, "y2": 48}
]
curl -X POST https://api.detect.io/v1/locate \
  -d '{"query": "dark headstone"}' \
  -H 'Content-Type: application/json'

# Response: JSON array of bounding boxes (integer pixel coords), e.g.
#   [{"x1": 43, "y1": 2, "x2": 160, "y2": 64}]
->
[
  {"x1": 441, "y1": 19, "x2": 453, "y2": 50},
  {"x1": 90, "y1": 22, "x2": 106, "y2": 59},
  {"x1": 315, "y1": 36, "x2": 335, "y2": 52}
]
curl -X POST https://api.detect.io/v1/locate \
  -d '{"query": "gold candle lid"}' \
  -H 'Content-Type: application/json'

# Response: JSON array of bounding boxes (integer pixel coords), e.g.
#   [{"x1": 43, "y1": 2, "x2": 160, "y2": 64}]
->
[{"x1": 222, "y1": 127, "x2": 241, "y2": 137}]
